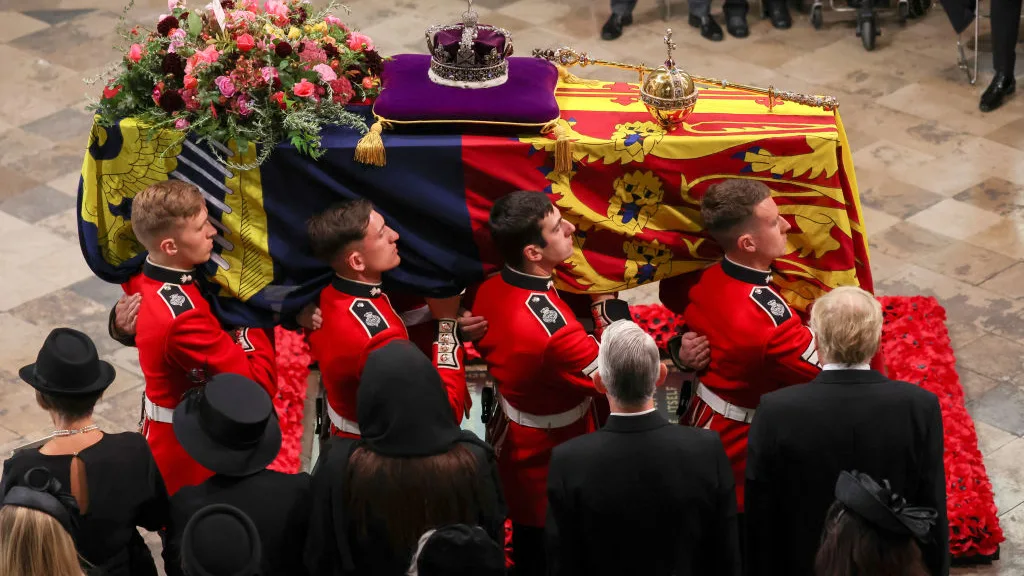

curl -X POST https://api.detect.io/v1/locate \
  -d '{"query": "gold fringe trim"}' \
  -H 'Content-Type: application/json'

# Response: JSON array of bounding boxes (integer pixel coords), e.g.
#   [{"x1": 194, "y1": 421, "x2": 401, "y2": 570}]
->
[
  {"x1": 556, "y1": 65, "x2": 599, "y2": 86},
  {"x1": 552, "y1": 123, "x2": 574, "y2": 174},
  {"x1": 354, "y1": 121, "x2": 385, "y2": 166}
]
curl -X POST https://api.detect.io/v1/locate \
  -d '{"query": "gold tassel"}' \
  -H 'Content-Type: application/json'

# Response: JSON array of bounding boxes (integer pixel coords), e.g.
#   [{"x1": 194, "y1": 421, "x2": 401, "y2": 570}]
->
[
  {"x1": 553, "y1": 124, "x2": 574, "y2": 174},
  {"x1": 354, "y1": 121, "x2": 386, "y2": 167},
  {"x1": 557, "y1": 65, "x2": 598, "y2": 86}
]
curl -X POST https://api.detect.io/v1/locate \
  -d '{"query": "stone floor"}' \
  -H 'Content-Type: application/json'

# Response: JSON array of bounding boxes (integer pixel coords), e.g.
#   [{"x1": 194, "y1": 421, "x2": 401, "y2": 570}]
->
[{"x1": 0, "y1": 0, "x2": 1022, "y2": 572}]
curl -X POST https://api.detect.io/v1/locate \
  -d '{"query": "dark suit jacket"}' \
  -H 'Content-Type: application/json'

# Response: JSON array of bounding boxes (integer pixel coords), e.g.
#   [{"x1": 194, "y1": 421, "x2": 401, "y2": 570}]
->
[
  {"x1": 745, "y1": 369, "x2": 949, "y2": 576},
  {"x1": 163, "y1": 469, "x2": 311, "y2": 576},
  {"x1": 546, "y1": 410, "x2": 741, "y2": 576}
]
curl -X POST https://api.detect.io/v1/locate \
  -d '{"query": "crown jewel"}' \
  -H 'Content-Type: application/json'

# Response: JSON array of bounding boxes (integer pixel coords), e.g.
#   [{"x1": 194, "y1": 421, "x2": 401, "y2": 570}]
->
[{"x1": 425, "y1": 0, "x2": 514, "y2": 89}]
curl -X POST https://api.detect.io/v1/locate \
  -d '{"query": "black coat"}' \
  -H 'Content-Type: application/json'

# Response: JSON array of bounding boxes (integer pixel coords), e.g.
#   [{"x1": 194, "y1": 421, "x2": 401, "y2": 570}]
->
[
  {"x1": 546, "y1": 410, "x2": 741, "y2": 576},
  {"x1": 745, "y1": 369, "x2": 949, "y2": 576},
  {"x1": 163, "y1": 469, "x2": 311, "y2": 576}
]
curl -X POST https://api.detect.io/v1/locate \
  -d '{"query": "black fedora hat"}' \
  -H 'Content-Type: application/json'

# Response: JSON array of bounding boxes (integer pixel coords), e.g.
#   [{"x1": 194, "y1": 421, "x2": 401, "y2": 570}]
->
[
  {"x1": 19, "y1": 328, "x2": 115, "y2": 397},
  {"x1": 181, "y1": 504, "x2": 261, "y2": 576},
  {"x1": 173, "y1": 374, "x2": 281, "y2": 477}
]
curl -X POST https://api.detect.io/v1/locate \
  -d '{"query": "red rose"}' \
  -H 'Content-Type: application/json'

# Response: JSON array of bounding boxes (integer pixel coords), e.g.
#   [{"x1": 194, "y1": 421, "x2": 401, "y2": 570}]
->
[
  {"x1": 152, "y1": 81, "x2": 165, "y2": 106},
  {"x1": 103, "y1": 83, "x2": 122, "y2": 99},
  {"x1": 183, "y1": 74, "x2": 198, "y2": 90},
  {"x1": 292, "y1": 78, "x2": 315, "y2": 98},
  {"x1": 271, "y1": 91, "x2": 287, "y2": 110},
  {"x1": 236, "y1": 33, "x2": 255, "y2": 53}
]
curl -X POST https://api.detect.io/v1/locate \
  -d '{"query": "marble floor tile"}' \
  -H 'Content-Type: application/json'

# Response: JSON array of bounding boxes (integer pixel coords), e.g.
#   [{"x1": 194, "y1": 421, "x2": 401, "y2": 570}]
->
[
  {"x1": 0, "y1": 165, "x2": 44, "y2": 203},
  {"x1": 907, "y1": 199, "x2": 1004, "y2": 241},
  {"x1": 34, "y1": 206, "x2": 78, "y2": 243},
  {"x1": 852, "y1": 139, "x2": 936, "y2": 176},
  {"x1": 46, "y1": 171, "x2": 83, "y2": 197},
  {"x1": 864, "y1": 250, "x2": 906, "y2": 284},
  {"x1": 959, "y1": 367, "x2": 1003, "y2": 402},
  {"x1": 955, "y1": 334, "x2": 1024, "y2": 386},
  {"x1": 0, "y1": 12, "x2": 50, "y2": 43},
  {"x1": 967, "y1": 218, "x2": 1024, "y2": 260},
  {"x1": 970, "y1": 383, "x2": 1024, "y2": 437},
  {"x1": 92, "y1": 386, "x2": 143, "y2": 432},
  {"x1": 9, "y1": 10, "x2": 124, "y2": 72},
  {"x1": 954, "y1": 178, "x2": 1024, "y2": 218},
  {"x1": 0, "y1": 184, "x2": 74, "y2": 224},
  {"x1": 915, "y1": 241, "x2": 1017, "y2": 286},
  {"x1": 871, "y1": 221, "x2": 951, "y2": 260},
  {"x1": 981, "y1": 438, "x2": 1024, "y2": 515},
  {"x1": 0, "y1": 45, "x2": 90, "y2": 126},
  {"x1": 68, "y1": 275, "x2": 122, "y2": 307},
  {"x1": 947, "y1": 321, "x2": 988, "y2": 351},
  {"x1": 860, "y1": 175, "x2": 945, "y2": 219},
  {"x1": 986, "y1": 117, "x2": 1024, "y2": 152},
  {"x1": 20, "y1": 108, "x2": 98, "y2": 143},
  {"x1": 975, "y1": 421, "x2": 1019, "y2": 457}
]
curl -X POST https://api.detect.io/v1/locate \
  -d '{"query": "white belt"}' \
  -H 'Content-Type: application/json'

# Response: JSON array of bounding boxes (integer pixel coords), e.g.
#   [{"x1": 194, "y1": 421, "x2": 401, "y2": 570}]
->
[
  {"x1": 696, "y1": 383, "x2": 756, "y2": 424},
  {"x1": 143, "y1": 396, "x2": 175, "y2": 424},
  {"x1": 500, "y1": 396, "x2": 591, "y2": 429},
  {"x1": 326, "y1": 403, "x2": 361, "y2": 435}
]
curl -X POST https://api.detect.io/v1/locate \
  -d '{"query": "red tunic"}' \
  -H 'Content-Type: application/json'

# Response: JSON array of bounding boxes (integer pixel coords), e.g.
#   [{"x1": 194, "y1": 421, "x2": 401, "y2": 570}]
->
[
  {"x1": 123, "y1": 260, "x2": 277, "y2": 495},
  {"x1": 471, "y1": 267, "x2": 630, "y2": 527},
  {"x1": 307, "y1": 276, "x2": 469, "y2": 437},
  {"x1": 662, "y1": 258, "x2": 821, "y2": 512}
]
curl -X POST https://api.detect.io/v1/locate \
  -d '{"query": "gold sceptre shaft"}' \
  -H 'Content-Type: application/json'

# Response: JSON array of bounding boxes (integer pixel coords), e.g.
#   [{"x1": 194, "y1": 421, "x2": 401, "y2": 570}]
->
[{"x1": 532, "y1": 47, "x2": 839, "y2": 112}]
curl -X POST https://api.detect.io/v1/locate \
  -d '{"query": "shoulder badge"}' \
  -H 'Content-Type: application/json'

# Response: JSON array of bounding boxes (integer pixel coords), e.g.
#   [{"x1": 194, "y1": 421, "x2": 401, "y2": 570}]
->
[
  {"x1": 526, "y1": 293, "x2": 567, "y2": 337},
  {"x1": 749, "y1": 286, "x2": 792, "y2": 327},
  {"x1": 350, "y1": 299, "x2": 389, "y2": 337},
  {"x1": 234, "y1": 327, "x2": 255, "y2": 352},
  {"x1": 159, "y1": 283, "x2": 195, "y2": 318}
]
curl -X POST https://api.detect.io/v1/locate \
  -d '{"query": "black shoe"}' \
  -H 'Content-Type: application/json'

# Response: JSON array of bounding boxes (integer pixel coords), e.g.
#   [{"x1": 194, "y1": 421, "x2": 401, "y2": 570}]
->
[
  {"x1": 601, "y1": 13, "x2": 632, "y2": 40},
  {"x1": 725, "y1": 12, "x2": 749, "y2": 37},
  {"x1": 688, "y1": 14, "x2": 724, "y2": 41},
  {"x1": 980, "y1": 73, "x2": 1016, "y2": 112},
  {"x1": 765, "y1": 3, "x2": 792, "y2": 28}
]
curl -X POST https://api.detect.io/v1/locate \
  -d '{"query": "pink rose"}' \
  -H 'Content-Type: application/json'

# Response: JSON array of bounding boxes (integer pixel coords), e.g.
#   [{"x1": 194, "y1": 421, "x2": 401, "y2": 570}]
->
[
  {"x1": 292, "y1": 78, "x2": 315, "y2": 98},
  {"x1": 236, "y1": 33, "x2": 255, "y2": 52},
  {"x1": 214, "y1": 75, "x2": 236, "y2": 97},
  {"x1": 151, "y1": 81, "x2": 164, "y2": 105},
  {"x1": 167, "y1": 0, "x2": 179, "y2": 11},
  {"x1": 240, "y1": 0, "x2": 259, "y2": 11},
  {"x1": 168, "y1": 28, "x2": 186, "y2": 53},
  {"x1": 260, "y1": 66, "x2": 279, "y2": 86},
  {"x1": 196, "y1": 44, "x2": 220, "y2": 64},
  {"x1": 324, "y1": 15, "x2": 342, "y2": 27},
  {"x1": 346, "y1": 32, "x2": 373, "y2": 52},
  {"x1": 313, "y1": 63, "x2": 337, "y2": 82},
  {"x1": 175, "y1": 117, "x2": 190, "y2": 130},
  {"x1": 236, "y1": 96, "x2": 254, "y2": 116},
  {"x1": 264, "y1": 0, "x2": 288, "y2": 23},
  {"x1": 128, "y1": 43, "x2": 145, "y2": 63}
]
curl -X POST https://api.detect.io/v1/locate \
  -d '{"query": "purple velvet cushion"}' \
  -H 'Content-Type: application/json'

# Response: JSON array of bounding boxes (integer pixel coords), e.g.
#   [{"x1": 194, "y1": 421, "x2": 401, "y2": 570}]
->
[{"x1": 373, "y1": 54, "x2": 560, "y2": 127}]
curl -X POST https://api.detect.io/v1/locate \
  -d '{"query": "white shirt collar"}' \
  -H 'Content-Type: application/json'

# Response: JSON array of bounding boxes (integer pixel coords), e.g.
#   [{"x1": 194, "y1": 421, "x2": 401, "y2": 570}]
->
[
  {"x1": 822, "y1": 363, "x2": 870, "y2": 371},
  {"x1": 609, "y1": 407, "x2": 658, "y2": 417}
]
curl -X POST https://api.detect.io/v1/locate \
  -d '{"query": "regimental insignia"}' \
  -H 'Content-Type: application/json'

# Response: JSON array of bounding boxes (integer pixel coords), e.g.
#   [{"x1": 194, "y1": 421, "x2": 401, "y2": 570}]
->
[
  {"x1": 234, "y1": 327, "x2": 255, "y2": 352},
  {"x1": 526, "y1": 293, "x2": 567, "y2": 336},
  {"x1": 159, "y1": 283, "x2": 194, "y2": 318},
  {"x1": 749, "y1": 286, "x2": 792, "y2": 327},
  {"x1": 435, "y1": 319, "x2": 461, "y2": 370},
  {"x1": 350, "y1": 299, "x2": 389, "y2": 337}
]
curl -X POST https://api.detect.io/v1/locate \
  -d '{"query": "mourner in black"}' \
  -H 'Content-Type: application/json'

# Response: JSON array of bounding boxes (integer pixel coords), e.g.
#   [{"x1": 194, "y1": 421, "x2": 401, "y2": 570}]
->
[
  {"x1": 180, "y1": 504, "x2": 262, "y2": 576},
  {"x1": 745, "y1": 287, "x2": 949, "y2": 576},
  {"x1": 1, "y1": 328, "x2": 168, "y2": 576},
  {"x1": 980, "y1": 0, "x2": 1021, "y2": 111},
  {"x1": 163, "y1": 373, "x2": 310, "y2": 576},
  {"x1": 816, "y1": 471, "x2": 938, "y2": 576},
  {"x1": 408, "y1": 524, "x2": 506, "y2": 576},
  {"x1": 305, "y1": 341, "x2": 507, "y2": 576},
  {"x1": 546, "y1": 321, "x2": 741, "y2": 576}
]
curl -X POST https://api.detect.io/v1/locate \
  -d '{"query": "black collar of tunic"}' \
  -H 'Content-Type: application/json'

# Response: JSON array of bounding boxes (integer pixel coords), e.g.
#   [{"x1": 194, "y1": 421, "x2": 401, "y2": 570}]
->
[
  {"x1": 501, "y1": 266, "x2": 554, "y2": 292},
  {"x1": 721, "y1": 257, "x2": 772, "y2": 286},
  {"x1": 332, "y1": 275, "x2": 383, "y2": 298},
  {"x1": 143, "y1": 259, "x2": 196, "y2": 285}
]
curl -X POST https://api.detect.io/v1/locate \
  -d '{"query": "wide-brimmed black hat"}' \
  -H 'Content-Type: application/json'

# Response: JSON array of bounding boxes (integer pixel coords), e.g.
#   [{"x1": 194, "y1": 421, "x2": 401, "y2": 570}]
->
[
  {"x1": 181, "y1": 503, "x2": 261, "y2": 576},
  {"x1": 19, "y1": 327, "x2": 115, "y2": 397},
  {"x1": 173, "y1": 373, "x2": 281, "y2": 477},
  {"x1": 412, "y1": 524, "x2": 505, "y2": 576}
]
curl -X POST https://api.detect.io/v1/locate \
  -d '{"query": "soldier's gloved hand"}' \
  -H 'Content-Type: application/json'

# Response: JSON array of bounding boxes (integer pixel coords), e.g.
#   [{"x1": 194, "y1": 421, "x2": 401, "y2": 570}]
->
[
  {"x1": 457, "y1": 308, "x2": 488, "y2": 342},
  {"x1": 297, "y1": 302, "x2": 323, "y2": 331},
  {"x1": 114, "y1": 293, "x2": 142, "y2": 337},
  {"x1": 425, "y1": 294, "x2": 462, "y2": 320},
  {"x1": 669, "y1": 331, "x2": 710, "y2": 371}
]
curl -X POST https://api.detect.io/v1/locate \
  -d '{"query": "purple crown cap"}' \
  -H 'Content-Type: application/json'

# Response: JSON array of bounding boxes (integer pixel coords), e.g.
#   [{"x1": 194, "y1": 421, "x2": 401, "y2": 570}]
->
[{"x1": 424, "y1": 0, "x2": 514, "y2": 89}]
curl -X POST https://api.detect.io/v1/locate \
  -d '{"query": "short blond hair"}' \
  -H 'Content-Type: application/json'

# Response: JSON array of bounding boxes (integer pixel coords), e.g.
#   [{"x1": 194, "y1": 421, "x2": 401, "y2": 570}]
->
[
  {"x1": 0, "y1": 506, "x2": 83, "y2": 576},
  {"x1": 810, "y1": 286, "x2": 883, "y2": 365},
  {"x1": 131, "y1": 180, "x2": 205, "y2": 250}
]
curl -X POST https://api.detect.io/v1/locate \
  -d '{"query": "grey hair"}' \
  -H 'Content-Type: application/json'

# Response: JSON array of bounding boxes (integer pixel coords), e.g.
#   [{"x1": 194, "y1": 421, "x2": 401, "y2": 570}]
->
[
  {"x1": 809, "y1": 286, "x2": 883, "y2": 365},
  {"x1": 598, "y1": 320, "x2": 661, "y2": 406}
]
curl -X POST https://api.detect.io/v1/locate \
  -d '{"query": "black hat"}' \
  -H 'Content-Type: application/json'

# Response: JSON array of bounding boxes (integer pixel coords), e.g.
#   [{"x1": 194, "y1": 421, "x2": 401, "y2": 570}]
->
[
  {"x1": 19, "y1": 328, "x2": 115, "y2": 397},
  {"x1": 1, "y1": 467, "x2": 80, "y2": 537},
  {"x1": 181, "y1": 504, "x2": 261, "y2": 576},
  {"x1": 835, "y1": 471, "x2": 938, "y2": 541},
  {"x1": 412, "y1": 524, "x2": 505, "y2": 576},
  {"x1": 173, "y1": 373, "x2": 281, "y2": 477}
]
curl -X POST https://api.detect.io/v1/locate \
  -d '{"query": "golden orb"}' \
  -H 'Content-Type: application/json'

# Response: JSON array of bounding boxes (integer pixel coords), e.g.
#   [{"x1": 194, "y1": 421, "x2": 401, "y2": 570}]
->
[{"x1": 639, "y1": 29, "x2": 698, "y2": 131}]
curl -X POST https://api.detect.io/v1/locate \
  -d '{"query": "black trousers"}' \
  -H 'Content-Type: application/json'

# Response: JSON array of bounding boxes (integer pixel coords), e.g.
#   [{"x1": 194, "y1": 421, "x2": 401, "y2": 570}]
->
[
  {"x1": 690, "y1": 0, "x2": 752, "y2": 16},
  {"x1": 511, "y1": 523, "x2": 545, "y2": 576},
  {"x1": 992, "y1": 0, "x2": 1023, "y2": 75}
]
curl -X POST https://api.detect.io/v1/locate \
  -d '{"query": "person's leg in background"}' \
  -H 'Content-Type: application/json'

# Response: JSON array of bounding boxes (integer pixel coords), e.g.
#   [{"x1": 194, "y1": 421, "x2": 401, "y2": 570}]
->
[
  {"x1": 762, "y1": 0, "x2": 793, "y2": 28},
  {"x1": 723, "y1": 0, "x2": 751, "y2": 38},
  {"x1": 980, "y1": 0, "x2": 1022, "y2": 111},
  {"x1": 689, "y1": 0, "x2": 725, "y2": 40},
  {"x1": 602, "y1": 0, "x2": 638, "y2": 40}
]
